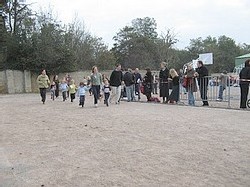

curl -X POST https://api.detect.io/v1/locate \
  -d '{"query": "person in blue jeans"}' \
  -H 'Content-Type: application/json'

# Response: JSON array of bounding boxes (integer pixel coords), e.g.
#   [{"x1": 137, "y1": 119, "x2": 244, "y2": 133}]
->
[
  {"x1": 185, "y1": 65, "x2": 197, "y2": 106},
  {"x1": 90, "y1": 66, "x2": 102, "y2": 107},
  {"x1": 123, "y1": 68, "x2": 135, "y2": 102},
  {"x1": 217, "y1": 71, "x2": 229, "y2": 101}
]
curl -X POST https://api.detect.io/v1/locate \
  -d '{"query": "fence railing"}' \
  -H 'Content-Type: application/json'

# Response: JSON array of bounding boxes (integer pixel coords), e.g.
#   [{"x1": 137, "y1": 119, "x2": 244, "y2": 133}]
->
[{"x1": 178, "y1": 75, "x2": 237, "y2": 108}]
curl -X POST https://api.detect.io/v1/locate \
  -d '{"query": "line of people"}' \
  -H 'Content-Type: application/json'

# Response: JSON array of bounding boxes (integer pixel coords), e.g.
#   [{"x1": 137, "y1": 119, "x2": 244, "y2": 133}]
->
[{"x1": 37, "y1": 59, "x2": 250, "y2": 108}]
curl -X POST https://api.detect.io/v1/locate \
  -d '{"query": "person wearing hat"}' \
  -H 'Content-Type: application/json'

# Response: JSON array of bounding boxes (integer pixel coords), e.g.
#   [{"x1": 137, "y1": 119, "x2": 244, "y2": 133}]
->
[{"x1": 217, "y1": 70, "x2": 229, "y2": 101}]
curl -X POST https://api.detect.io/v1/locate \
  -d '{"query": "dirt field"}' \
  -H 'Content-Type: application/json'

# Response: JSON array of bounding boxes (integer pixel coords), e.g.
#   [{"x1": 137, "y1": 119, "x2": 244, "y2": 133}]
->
[{"x1": 1, "y1": 93, "x2": 250, "y2": 187}]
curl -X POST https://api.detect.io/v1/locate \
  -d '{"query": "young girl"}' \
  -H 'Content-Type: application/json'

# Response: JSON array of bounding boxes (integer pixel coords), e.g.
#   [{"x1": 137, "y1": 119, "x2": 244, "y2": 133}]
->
[
  {"x1": 50, "y1": 81, "x2": 56, "y2": 101},
  {"x1": 60, "y1": 80, "x2": 69, "y2": 102},
  {"x1": 69, "y1": 79, "x2": 77, "y2": 102},
  {"x1": 76, "y1": 81, "x2": 90, "y2": 107},
  {"x1": 102, "y1": 79, "x2": 111, "y2": 107}
]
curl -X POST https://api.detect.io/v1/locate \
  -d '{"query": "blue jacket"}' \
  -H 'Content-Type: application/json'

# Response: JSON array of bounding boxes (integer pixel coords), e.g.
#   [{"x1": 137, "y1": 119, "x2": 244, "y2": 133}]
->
[
  {"x1": 77, "y1": 86, "x2": 90, "y2": 96},
  {"x1": 60, "y1": 83, "x2": 68, "y2": 92}
]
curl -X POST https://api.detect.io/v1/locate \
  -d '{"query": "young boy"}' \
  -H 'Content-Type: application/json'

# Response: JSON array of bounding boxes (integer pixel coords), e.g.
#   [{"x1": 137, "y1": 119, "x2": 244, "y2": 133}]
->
[
  {"x1": 76, "y1": 81, "x2": 90, "y2": 107},
  {"x1": 102, "y1": 79, "x2": 111, "y2": 106},
  {"x1": 60, "y1": 80, "x2": 69, "y2": 101}
]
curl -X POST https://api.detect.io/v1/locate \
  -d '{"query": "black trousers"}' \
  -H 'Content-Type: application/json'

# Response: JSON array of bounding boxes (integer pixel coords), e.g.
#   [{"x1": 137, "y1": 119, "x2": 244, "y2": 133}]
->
[
  {"x1": 70, "y1": 93, "x2": 75, "y2": 102},
  {"x1": 39, "y1": 88, "x2": 47, "y2": 103},
  {"x1": 199, "y1": 83, "x2": 209, "y2": 105},
  {"x1": 240, "y1": 84, "x2": 249, "y2": 108}
]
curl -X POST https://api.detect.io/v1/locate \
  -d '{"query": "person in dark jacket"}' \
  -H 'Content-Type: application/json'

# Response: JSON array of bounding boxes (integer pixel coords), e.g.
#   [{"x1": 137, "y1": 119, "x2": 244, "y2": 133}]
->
[
  {"x1": 143, "y1": 68, "x2": 153, "y2": 101},
  {"x1": 195, "y1": 60, "x2": 209, "y2": 106},
  {"x1": 134, "y1": 68, "x2": 142, "y2": 101},
  {"x1": 109, "y1": 64, "x2": 123, "y2": 104},
  {"x1": 123, "y1": 68, "x2": 135, "y2": 102},
  {"x1": 168, "y1": 69, "x2": 180, "y2": 104},
  {"x1": 159, "y1": 62, "x2": 169, "y2": 103},
  {"x1": 239, "y1": 59, "x2": 250, "y2": 109}
]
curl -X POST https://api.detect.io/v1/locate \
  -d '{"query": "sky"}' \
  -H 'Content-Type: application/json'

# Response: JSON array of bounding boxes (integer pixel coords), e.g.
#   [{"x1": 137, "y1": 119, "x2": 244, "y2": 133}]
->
[{"x1": 26, "y1": 0, "x2": 250, "y2": 49}]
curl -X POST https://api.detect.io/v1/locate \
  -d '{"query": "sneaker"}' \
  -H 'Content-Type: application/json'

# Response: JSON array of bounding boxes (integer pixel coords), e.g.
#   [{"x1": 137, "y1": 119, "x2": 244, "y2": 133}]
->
[
  {"x1": 94, "y1": 104, "x2": 98, "y2": 107},
  {"x1": 216, "y1": 98, "x2": 222, "y2": 101}
]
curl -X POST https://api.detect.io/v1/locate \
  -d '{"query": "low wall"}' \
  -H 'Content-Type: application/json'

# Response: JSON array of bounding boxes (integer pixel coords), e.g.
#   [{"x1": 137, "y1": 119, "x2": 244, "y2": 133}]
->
[
  {"x1": 1, "y1": 69, "x2": 147, "y2": 94},
  {"x1": 0, "y1": 70, "x2": 33, "y2": 94}
]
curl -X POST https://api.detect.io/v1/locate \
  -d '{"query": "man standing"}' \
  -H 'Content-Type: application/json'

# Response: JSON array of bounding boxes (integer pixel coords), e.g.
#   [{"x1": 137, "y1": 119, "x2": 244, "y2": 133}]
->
[
  {"x1": 110, "y1": 64, "x2": 123, "y2": 104},
  {"x1": 37, "y1": 69, "x2": 50, "y2": 104},
  {"x1": 239, "y1": 59, "x2": 250, "y2": 109},
  {"x1": 195, "y1": 60, "x2": 209, "y2": 106}
]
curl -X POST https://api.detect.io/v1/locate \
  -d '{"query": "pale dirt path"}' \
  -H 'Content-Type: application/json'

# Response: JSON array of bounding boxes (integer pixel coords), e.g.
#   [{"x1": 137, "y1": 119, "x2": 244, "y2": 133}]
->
[{"x1": 0, "y1": 93, "x2": 250, "y2": 187}]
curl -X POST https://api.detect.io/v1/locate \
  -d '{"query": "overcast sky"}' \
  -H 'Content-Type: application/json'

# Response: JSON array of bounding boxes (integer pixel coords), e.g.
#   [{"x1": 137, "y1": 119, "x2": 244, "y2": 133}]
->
[{"x1": 26, "y1": 0, "x2": 250, "y2": 49}]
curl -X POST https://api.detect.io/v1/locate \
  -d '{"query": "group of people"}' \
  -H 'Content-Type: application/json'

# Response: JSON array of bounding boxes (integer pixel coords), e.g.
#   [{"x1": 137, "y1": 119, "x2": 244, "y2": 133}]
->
[
  {"x1": 37, "y1": 59, "x2": 250, "y2": 109},
  {"x1": 182, "y1": 61, "x2": 210, "y2": 106}
]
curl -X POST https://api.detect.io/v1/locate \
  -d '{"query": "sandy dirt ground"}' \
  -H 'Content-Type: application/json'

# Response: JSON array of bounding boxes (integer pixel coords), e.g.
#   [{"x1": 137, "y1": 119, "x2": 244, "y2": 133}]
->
[{"x1": 0, "y1": 93, "x2": 250, "y2": 187}]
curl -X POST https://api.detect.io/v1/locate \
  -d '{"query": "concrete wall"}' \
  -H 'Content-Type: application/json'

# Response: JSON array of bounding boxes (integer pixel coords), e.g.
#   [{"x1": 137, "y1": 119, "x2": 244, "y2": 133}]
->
[
  {"x1": 0, "y1": 70, "x2": 33, "y2": 94},
  {"x1": 0, "y1": 70, "x2": 7, "y2": 93},
  {"x1": 1, "y1": 69, "x2": 148, "y2": 94}
]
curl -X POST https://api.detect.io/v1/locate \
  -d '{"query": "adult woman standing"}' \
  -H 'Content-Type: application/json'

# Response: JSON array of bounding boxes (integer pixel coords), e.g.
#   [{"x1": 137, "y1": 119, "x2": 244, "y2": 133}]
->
[
  {"x1": 168, "y1": 69, "x2": 180, "y2": 104},
  {"x1": 37, "y1": 69, "x2": 50, "y2": 104},
  {"x1": 90, "y1": 66, "x2": 102, "y2": 107},
  {"x1": 185, "y1": 65, "x2": 197, "y2": 106},
  {"x1": 143, "y1": 68, "x2": 153, "y2": 101},
  {"x1": 159, "y1": 62, "x2": 169, "y2": 103}
]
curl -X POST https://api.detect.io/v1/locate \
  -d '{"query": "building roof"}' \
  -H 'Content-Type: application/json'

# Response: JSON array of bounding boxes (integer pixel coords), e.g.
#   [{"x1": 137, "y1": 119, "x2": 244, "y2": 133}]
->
[{"x1": 235, "y1": 53, "x2": 250, "y2": 59}]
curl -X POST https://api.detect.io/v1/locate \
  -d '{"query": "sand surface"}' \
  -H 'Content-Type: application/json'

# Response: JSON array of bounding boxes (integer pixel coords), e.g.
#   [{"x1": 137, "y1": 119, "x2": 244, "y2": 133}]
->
[{"x1": 0, "y1": 93, "x2": 250, "y2": 187}]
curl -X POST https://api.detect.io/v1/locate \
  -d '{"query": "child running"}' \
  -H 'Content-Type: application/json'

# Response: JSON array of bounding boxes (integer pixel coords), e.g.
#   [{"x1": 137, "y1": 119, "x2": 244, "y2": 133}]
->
[
  {"x1": 69, "y1": 79, "x2": 77, "y2": 102},
  {"x1": 76, "y1": 81, "x2": 90, "y2": 107},
  {"x1": 60, "y1": 80, "x2": 69, "y2": 101},
  {"x1": 50, "y1": 81, "x2": 56, "y2": 101},
  {"x1": 103, "y1": 79, "x2": 111, "y2": 107}
]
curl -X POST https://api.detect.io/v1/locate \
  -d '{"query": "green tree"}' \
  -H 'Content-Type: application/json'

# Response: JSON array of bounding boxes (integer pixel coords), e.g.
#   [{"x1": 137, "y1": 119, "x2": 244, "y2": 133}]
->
[
  {"x1": 112, "y1": 17, "x2": 159, "y2": 69},
  {"x1": 186, "y1": 35, "x2": 242, "y2": 73}
]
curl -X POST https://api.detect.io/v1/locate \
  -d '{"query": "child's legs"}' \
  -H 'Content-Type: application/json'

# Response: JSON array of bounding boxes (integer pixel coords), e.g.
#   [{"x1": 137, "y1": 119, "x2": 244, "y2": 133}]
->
[
  {"x1": 79, "y1": 95, "x2": 85, "y2": 105},
  {"x1": 104, "y1": 93, "x2": 110, "y2": 105},
  {"x1": 51, "y1": 90, "x2": 55, "y2": 100},
  {"x1": 70, "y1": 93, "x2": 75, "y2": 102},
  {"x1": 62, "y1": 91, "x2": 66, "y2": 101}
]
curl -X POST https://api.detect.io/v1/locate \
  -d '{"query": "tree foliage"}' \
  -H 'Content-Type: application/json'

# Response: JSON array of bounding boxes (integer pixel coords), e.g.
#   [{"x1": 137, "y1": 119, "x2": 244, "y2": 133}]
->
[
  {"x1": 1, "y1": 2, "x2": 250, "y2": 74},
  {"x1": 186, "y1": 35, "x2": 248, "y2": 72},
  {"x1": 1, "y1": 2, "x2": 116, "y2": 74},
  {"x1": 112, "y1": 17, "x2": 178, "y2": 70}
]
